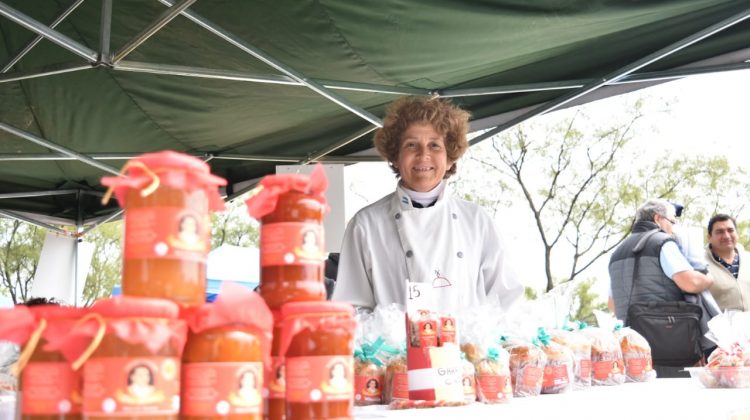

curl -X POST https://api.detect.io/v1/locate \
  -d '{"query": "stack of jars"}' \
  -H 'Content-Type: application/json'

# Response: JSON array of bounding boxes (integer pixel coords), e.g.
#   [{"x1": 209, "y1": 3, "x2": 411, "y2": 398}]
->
[{"x1": 246, "y1": 165, "x2": 356, "y2": 420}]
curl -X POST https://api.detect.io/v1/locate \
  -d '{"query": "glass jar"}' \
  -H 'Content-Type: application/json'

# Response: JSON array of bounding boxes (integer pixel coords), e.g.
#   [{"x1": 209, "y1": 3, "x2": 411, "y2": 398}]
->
[
  {"x1": 71, "y1": 297, "x2": 187, "y2": 420},
  {"x1": 19, "y1": 306, "x2": 85, "y2": 420},
  {"x1": 280, "y1": 302, "x2": 355, "y2": 420},
  {"x1": 264, "y1": 317, "x2": 284, "y2": 420},
  {"x1": 101, "y1": 151, "x2": 226, "y2": 307},
  {"x1": 181, "y1": 284, "x2": 272, "y2": 420},
  {"x1": 245, "y1": 167, "x2": 328, "y2": 310}
]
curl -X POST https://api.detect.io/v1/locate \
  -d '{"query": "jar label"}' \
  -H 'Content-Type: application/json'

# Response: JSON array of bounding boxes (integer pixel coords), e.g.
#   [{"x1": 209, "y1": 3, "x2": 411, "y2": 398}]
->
[
  {"x1": 82, "y1": 356, "x2": 180, "y2": 415},
  {"x1": 265, "y1": 356, "x2": 285, "y2": 399},
  {"x1": 21, "y1": 361, "x2": 82, "y2": 414},
  {"x1": 125, "y1": 206, "x2": 209, "y2": 261},
  {"x1": 354, "y1": 374, "x2": 384, "y2": 404},
  {"x1": 260, "y1": 222, "x2": 325, "y2": 267},
  {"x1": 286, "y1": 355, "x2": 353, "y2": 403},
  {"x1": 181, "y1": 362, "x2": 262, "y2": 416},
  {"x1": 592, "y1": 359, "x2": 623, "y2": 380},
  {"x1": 477, "y1": 374, "x2": 510, "y2": 401},
  {"x1": 626, "y1": 357, "x2": 648, "y2": 376}
]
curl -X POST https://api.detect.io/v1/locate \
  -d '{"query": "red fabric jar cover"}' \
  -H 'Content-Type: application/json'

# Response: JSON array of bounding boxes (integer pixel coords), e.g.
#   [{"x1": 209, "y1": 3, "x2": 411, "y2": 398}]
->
[
  {"x1": 44, "y1": 296, "x2": 188, "y2": 370},
  {"x1": 101, "y1": 150, "x2": 227, "y2": 211},
  {"x1": 245, "y1": 163, "x2": 328, "y2": 219},
  {"x1": 185, "y1": 282, "x2": 274, "y2": 368},
  {"x1": 278, "y1": 301, "x2": 355, "y2": 358}
]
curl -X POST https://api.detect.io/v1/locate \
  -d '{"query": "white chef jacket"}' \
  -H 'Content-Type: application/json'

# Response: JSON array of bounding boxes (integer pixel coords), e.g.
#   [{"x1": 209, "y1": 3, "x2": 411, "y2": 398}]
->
[{"x1": 332, "y1": 184, "x2": 523, "y2": 314}]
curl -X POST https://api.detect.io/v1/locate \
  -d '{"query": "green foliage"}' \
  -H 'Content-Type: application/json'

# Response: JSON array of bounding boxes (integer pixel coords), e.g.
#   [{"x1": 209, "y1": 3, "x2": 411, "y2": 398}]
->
[
  {"x1": 81, "y1": 221, "x2": 123, "y2": 307},
  {"x1": 0, "y1": 218, "x2": 45, "y2": 304},
  {"x1": 524, "y1": 286, "x2": 538, "y2": 300},
  {"x1": 571, "y1": 278, "x2": 608, "y2": 325},
  {"x1": 211, "y1": 197, "x2": 259, "y2": 249}
]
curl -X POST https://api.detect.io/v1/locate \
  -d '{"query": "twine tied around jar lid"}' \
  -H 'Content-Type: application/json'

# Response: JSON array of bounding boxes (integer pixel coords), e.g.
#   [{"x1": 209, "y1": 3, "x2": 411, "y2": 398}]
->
[{"x1": 101, "y1": 150, "x2": 227, "y2": 210}]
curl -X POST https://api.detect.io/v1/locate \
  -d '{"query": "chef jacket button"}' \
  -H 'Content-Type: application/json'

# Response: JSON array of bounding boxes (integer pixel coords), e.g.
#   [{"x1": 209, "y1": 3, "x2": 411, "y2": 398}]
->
[
  {"x1": 452, "y1": 213, "x2": 457, "y2": 219},
  {"x1": 406, "y1": 250, "x2": 413, "y2": 258},
  {"x1": 395, "y1": 213, "x2": 401, "y2": 220},
  {"x1": 457, "y1": 251, "x2": 464, "y2": 258}
]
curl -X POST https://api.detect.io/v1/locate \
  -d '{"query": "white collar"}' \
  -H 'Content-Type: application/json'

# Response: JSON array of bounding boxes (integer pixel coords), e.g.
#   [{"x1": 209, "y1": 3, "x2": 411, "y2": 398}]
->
[{"x1": 398, "y1": 181, "x2": 446, "y2": 208}]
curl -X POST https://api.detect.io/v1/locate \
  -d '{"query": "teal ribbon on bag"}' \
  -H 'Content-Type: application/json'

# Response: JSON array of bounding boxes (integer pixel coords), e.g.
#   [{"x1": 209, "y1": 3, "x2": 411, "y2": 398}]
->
[
  {"x1": 614, "y1": 321, "x2": 623, "y2": 332},
  {"x1": 533, "y1": 327, "x2": 551, "y2": 347},
  {"x1": 354, "y1": 337, "x2": 400, "y2": 367},
  {"x1": 487, "y1": 346, "x2": 500, "y2": 362},
  {"x1": 576, "y1": 320, "x2": 588, "y2": 330}
]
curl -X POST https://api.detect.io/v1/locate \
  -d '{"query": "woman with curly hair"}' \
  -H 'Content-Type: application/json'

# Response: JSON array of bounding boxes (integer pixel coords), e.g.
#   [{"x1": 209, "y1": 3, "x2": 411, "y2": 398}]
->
[{"x1": 332, "y1": 96, "x2": 522, "y2": 314}]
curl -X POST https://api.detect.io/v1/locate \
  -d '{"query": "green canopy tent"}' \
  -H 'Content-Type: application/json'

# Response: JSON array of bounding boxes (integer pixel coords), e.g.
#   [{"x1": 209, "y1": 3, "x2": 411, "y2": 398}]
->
[{"x1": 1, "y1": 0, "x2": 749, "y2": 235}]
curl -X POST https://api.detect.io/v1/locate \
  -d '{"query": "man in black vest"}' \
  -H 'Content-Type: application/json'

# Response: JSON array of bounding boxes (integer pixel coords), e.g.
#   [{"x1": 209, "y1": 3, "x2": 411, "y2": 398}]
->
[{"x1": 609, "y1": 199, "x2": 714, "y2": 377}]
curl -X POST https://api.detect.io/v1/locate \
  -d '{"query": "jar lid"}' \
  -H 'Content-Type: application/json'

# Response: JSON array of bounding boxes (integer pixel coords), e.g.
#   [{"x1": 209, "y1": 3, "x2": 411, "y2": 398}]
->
[
  {"x1": 281, "y1": 301, "x2": 353, "y2": 318},
  {"x1": 245, "y1": 163, "x2": 328, "y2": 219},
  {"x1": 101, "y1": 150, "x2": 227, "y2": 210},
  {"x1": 28, "y1": 305, "x2": 86, "y2": 320},
  {"x1": 90, "y1": 296, "x2": 179, "y2": 319}
]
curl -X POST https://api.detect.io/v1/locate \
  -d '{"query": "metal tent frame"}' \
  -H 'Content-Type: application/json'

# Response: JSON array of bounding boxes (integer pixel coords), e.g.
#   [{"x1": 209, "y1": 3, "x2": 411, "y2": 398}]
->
[{"x1": 1, "y1": 1, "x2": 750, "y2": 234}]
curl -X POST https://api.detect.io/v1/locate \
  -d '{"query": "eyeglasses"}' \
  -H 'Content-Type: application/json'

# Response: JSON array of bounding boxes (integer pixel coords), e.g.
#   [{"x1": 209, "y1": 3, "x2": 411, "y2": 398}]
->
[{"x1": 661, "y1": 215, "x2": 677, "y2": 225}]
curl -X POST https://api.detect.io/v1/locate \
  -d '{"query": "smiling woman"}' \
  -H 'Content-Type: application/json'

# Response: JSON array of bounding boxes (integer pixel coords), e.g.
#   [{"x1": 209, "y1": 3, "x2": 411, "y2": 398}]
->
[{"x1": 331, "y1": 96, "x2": 523, "y2": 315}]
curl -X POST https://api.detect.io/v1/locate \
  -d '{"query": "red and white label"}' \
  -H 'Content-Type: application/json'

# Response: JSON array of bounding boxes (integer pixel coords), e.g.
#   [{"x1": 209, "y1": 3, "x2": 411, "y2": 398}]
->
[
  {"x1": 439, "y1": 317, "x2": 456, "y2": 345},
  {"x1": 181, "y1": 362, "x2": 262, "y2": 416},
  {"x1": 285, "y1": 356, "x2": 352, "y2": 403},
  {"x1": 21, "y1": 362, "x2": 82, "y2": 415},
  {"x1": 543, "y1": 364, "x2": 570, "y2": 388},
  {"x1": 626, "y1": 357, "x2": 648, "y2": 376},
  {"x1": 593, "y1": 359, "x2": 624, "y2": 380},
  {"x1": 354, "y1": 375, "x2": 384, "y2": 404},
  {"x1": 417, "y1": 320, "x2": 438, "y2": 348},
  {"x1": 82, "y1": 357, "x2": 180, "y2": 415},
  {"x1": 260, "y1": 222, "x2": 325, "y2": 267},
  {"x1": 477, "y1": 374, "x2": 510, "y2": 402},
  {"x1": 125, "y1": 206, "x2": 209, "y2": 261}
]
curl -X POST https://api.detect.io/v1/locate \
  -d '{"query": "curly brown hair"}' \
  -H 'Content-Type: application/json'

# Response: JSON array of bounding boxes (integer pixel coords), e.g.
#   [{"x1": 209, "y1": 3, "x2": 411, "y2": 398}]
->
[{"x1": 374, "y1": 96, "x2": 470, "y2": 178}]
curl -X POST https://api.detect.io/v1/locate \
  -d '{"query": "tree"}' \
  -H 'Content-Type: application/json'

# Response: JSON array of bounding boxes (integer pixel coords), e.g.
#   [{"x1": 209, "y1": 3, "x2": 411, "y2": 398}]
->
[
  {"x1": 0, "y1": 218, "x2": 45, "y2": 304},
  {"x1": 571, "y1": 278, "x2": 608, "y2": 325},
  {"x1": 80, "y1": 221, "x2": 123, "y2": 306},
  {"x1": 211, "y1": 197, "x2": 260, "y2": 249},
  {"x1": 456, "y1": 100, "x2": 749, "y2": 293}
]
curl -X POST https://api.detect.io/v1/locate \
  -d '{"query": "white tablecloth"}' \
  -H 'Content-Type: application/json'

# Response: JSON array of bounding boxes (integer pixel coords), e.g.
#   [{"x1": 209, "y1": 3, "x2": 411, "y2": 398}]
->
[{"x1": 354, "y1": 379, "x2": 750, "y2": 420}]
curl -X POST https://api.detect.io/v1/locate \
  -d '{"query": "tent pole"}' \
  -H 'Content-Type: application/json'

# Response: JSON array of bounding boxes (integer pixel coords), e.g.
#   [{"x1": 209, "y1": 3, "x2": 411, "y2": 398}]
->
[
  {"x1": 1, "y1": 0, "x2": 86, "y2": 73},
  {"x1": 0, "y1": 62, "x2": 91, "y2": 84},
  {"x1": 112, "y1": 0, "x2": 197, "y2": 64},
  {"x1": 0, "y1": 153, "x2": 136, "y2": 161},
  {"x1": 156, "y1": 0, "x2": 383, "y2": 127},
  {"x1": 80, "y1": 210, "x2": 123, "y2": 236},
  {"x1": 468, "y1": 6, "x2": 750, "y2": 146},
  {"x1": 301, "y1": 126, "x2": 377, "y2": 164},
  {"x1": 0, "y1": 152, "x2": 383, "y2": 163},
  {"x1": 0, "y1": 1, "x2": 98, "y2": 62},
  {"x1": 0, "y1": 190, "x2": 79, "y2": 199},
  {"x1": 0, "y1": 209, "x2": 69, "y2": 235},
  {"x1": 114, "y1": 60, "x2": 429, "y2": 96},
  {"x1": 441, "y1": 62, "x2": 750, "y2": 98},
  {"x1": 0, "y1": 122, "x2": 121, "y2": 175},
  {"x1": 99, "y1": 0, "x2": 112, "y2": 65}
]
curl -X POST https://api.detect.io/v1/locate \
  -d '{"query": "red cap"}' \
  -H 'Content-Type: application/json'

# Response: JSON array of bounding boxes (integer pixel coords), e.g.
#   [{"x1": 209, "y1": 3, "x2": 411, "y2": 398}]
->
[
  {"x1": 245, "y1": 163, "x2": 328, "y2": 219},
  {"x1": 28, "y1": 305, "x2": 86, "y2": 320},
  {"x1": 90, "y1": 296, "x2": 179, "y2": 319}
]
